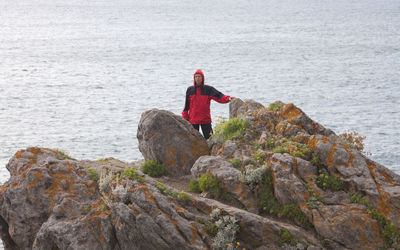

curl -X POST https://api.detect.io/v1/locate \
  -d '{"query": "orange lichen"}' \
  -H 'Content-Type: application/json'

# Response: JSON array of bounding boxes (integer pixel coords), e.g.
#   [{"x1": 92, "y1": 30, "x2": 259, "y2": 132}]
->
[
  {"x1": 27, "y1": 171, "x2": 43, "y2": 190},
  {"x1": 327, "y1": 144, "x2": 337, "y2": 168},
  {"x1": 190, "y1": 223, "x2": 200, "y2": 245}
]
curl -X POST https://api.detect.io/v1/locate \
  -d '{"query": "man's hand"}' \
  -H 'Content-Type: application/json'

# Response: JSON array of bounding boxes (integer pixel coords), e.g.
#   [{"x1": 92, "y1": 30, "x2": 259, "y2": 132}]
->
[{"x1": 229, "y1": 97, "x2": 236, "y2": 102}]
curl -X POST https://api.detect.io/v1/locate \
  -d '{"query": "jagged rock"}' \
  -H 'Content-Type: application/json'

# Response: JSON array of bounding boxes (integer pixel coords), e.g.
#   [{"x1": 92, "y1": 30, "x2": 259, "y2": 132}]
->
[
  {"x1": 0, "y1": 147, "x2": 325, "y2": 250},
  {"x1": 191, "y1": 156, "x2": 258, "y2": 213},
  {"x1": 229, "y1": 98, "x2": 245, "y2": 119},
  {"x1": 216, "y1": 140, "x2": 237, "y2": 159},
  {"x1": 280, "y1": 103, "x2": 335, "y2": 137},
  {"x1": 137, "y1": 109, "x2": 209, "y2": 176},
  {"x1": 309, "y1": 135, "x2": 400, "y2": 227},
  {"x1": 312, "y1": 204, "x2": 384, "y2": 249}
]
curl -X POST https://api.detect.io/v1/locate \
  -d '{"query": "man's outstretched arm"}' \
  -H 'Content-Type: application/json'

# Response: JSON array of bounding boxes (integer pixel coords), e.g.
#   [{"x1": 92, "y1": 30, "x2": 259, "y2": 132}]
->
[{"x1": 209, "y1": 86, "x2": 232, "y2": 103}]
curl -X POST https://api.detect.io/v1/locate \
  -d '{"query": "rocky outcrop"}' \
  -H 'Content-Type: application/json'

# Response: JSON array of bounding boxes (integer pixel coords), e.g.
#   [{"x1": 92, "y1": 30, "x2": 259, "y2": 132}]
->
[
  {"x1": 0, "y1": 147, "x2": 322, "y2": 249},
  {"x1": 137, "y1": 109, "x2": 209, "y2": 176},
  {"x1": 1, "y1": 99, "x2": 399, "y2": 249}
]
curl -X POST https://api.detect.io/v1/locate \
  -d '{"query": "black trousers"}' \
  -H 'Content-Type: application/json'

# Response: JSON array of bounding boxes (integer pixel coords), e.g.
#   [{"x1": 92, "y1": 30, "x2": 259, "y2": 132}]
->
[{"x1": 192, "y1": 123, "x2": 213, "y2": 139}]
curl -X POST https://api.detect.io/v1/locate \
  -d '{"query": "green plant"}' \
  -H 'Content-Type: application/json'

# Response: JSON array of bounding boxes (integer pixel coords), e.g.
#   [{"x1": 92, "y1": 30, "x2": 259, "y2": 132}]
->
[
  {"x1": 97, "y1": 158, "x2": 106, "y2": 163},
  {"x1": 258, "y1": 168, "x2": 282, "y2": 216},
  {"x1": 268, "y1": 103, "x2": 282, "y2": 112},
  {"x1": 280, "y1": 205, "x2": 312, "y2": 229},
  {"x1": 88, "y1": 168, "x2": 99, "y2": 181},
  {"x1": 189, "y1": 179, "x2": 202, "y2": 193},
  {"x1": 311, "y1": 154, "x2": 322, "y2": 166},
  {"x1": 141, "y1": 159, "x2": 166, "y2": 177},
  {"x1": 206, "y1": 223, "x2": 218, "y2": 237},
  {"x1": 124, "y1": 167, "x2": 145, "y2": 182},
  {"x1": 55, "y1": 149, "x2": 72, "y2": 159},
  {"x1": 251, "y1": 151, "x2": 266, "y2": 164},
  {"x1": 338, "y1": 131, "x2": 366, "y2": 152},
  {"x1": 177, "y1": 191, "x2": 190, "y2": 202},
  {"x1": 315, "y1": 172, "x2": 344, "y2": 191},
  {"x1": 82, "y1": 204, "x2": 91, "y2": 215},
  {"x1": 155, "y1": 182, "x2": 171, "y2": 195},
  {"x1": 279, "y1": 228, "x2": 301, "y2": 246},
  {"x1": 304, "y1": 183, "x2": 325, "y2": 208},
  {"x1": 198, "y1": 173, "x2": 222, "y2": 198},
  {"x1": 273, "y1": 146, "x2": 289, "y2": 154},
  {"x1": 228, "y1": 158, "x2": 242, "y2": 170},
  {"x1": 367, "y1": 209, "x2": 400, "y2": 247},
  {"x1": 209, "y1": 208, "x2": 240, "y2": 249},
  {"x1": 196, "y1": 217, "x2": 206, "y2": 224},
  {"x1": 214, "y1": 117, "x2": 248, "y2": 142},
  {"x1": 350, "y1": 193, "x2": 370, "y2": 207},
  {"x1": 266, "y1": 137, "x2": 275, "y2": 149}
]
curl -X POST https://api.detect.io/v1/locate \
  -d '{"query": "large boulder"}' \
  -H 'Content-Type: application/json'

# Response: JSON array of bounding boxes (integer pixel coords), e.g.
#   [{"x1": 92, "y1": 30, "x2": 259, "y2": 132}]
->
[{"x1": 137, "y1": 109, "x2": 209, "y2": 176}]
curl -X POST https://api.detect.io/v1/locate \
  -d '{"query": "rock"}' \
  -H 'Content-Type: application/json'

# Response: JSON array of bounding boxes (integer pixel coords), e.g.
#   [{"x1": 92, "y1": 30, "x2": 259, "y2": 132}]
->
[
  {"x1": 191, "y1": 156, "x2": 258, "y2": 213},
  {"x1": 0, "y1": 147, "x2": 325, "y2": 250},
  {"x1": 229, "y1": 98, "x2": 245, "y2": 119},
  {"x1": 216, "y1": 140, "x2": 237, "y2": 159},
  {"x1": 312, "y1": 204, "x2": 384, "y2": 249},
  {"x1": 137, "y1": 109, "x2": 209, "y2": 176},
  {"x1": 280, "y1": 103, "x2": 335, "y2": 137},
  {"x1": 309, "y1": 135, "x2": 400, "y2": 227}
]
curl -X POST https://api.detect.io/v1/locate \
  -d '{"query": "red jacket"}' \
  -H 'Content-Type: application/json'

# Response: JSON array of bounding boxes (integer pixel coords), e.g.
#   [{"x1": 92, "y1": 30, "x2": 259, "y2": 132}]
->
[{"x1": 182, "y1": 69, "x2": 230, "y2": 124}]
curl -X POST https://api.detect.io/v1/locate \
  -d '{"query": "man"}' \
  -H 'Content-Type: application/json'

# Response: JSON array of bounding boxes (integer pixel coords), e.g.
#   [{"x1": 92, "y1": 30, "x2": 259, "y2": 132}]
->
[{"x1": 182, "y1": 69, "x2": 234, "y2": 139}]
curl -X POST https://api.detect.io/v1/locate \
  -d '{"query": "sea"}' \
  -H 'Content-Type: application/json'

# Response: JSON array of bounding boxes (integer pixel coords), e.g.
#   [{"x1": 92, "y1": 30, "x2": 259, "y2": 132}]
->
[{"x1": 0, "y1": 0, "x2": 399, "y2": 246}]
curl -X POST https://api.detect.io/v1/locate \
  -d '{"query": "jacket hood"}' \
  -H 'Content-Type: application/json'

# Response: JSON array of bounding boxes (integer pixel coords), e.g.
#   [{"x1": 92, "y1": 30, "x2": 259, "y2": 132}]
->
[{"x1": 193, "y1": 69, "x2": 205, "y2": 86}]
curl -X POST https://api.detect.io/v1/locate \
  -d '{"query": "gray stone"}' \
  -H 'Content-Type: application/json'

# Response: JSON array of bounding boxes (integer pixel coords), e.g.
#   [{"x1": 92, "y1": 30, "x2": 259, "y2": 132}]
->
[{"x1": 137, "y1": 109, "x2": 209, "y2": 176}]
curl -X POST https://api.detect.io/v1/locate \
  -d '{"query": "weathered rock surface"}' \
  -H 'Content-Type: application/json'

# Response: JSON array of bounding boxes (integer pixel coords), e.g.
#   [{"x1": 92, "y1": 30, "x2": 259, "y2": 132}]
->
[
  {"x1": 137, "y1": 109, "x2": 209, "y2": 176},
  {"x1": 1, "y1": 98, "x2": 400, "y2": 249},
  {"x1": 0, "y1": 147, "x2": 322, "y2": 249}
]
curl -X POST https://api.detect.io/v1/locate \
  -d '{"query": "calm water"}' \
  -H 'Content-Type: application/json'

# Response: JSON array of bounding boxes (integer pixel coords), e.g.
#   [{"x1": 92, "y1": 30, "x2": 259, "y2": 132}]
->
[{"x1": 1, "y1": 1, "x2": 399, "y2": 182}]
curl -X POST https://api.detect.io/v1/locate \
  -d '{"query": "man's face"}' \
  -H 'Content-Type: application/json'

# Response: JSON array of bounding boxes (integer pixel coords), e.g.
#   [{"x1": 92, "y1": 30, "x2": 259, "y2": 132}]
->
[{"x1": 194, "y1": 74, "x2": 203, "y2": 86}]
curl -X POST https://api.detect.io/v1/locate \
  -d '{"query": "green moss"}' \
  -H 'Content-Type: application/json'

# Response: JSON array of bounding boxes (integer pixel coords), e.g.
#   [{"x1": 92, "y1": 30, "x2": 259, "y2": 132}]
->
[
  {"x1": 273, "y1": 146, "x2": 289, "y2": 154},
  {"x1": 88, "y1": 168, "x2": 99, "y2": 181},
  {"x1": 228, "y1": 158, "x2": 242, "y2": 170},
  {"x1": 278, "y1": 228, "x2": 298, "y2": 245},
  {"x1": 141, "y1": 159, "x2": 166, "y2": 177},
  {"x1": 206, "y1": 223, "x2": 218, "y2": 237},
  {"x1": 290, "y1": 150, "x2": 305, "y2": 158},
  {"x1": 315, "y1": 172, "x2": 344, "y2": 191},
  {"x1": 199, "y1": 173, "x2": 222, "y2": 198},
  {"x1": 155, "y1": 182, "x2": 171, "y2": 195},
  {"x1": 268, "y1": 103, "x2": 282, "y2": 112},
  {"x1": 214, "y1": 117, "x2": 248, "y2": 142},
  {"x1": 350, "y1": 193, "x2": 371, "y2": 207},
  {"x1": 258, "y1": 168, "x2": 281, "y2": 216},
  {"x1": 251, "y1": 151, "x2": 266, "y2": 165},
  {"x1": 124, "y1": 167, "x2": 145, "y2": 182},
  {"x1": 280, "y1": 204, "x2": 312, "y2": 229},
  {"x1": 177, "y1": 191, "x2": 190, "y2": 202},
  {"x1": 188, "y1": 179, "x2": 202, "y2": 193}
]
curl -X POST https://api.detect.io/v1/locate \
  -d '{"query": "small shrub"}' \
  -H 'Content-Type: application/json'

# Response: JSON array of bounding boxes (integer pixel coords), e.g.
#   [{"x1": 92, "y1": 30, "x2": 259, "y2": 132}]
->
[
  {"x1": 214, "y1": 117, "x2": 248, "y2": 142},
  {"x1": 198, "y1": 173, "x2": 222, "y2": 198},
  {"x1": 268, "y1": 102, "x2": 282, "y2": 112},
  {"x1": 141, "y1": 159, "x2": 166, "y2": 177},
  {"x1": 280, "y1": 205, "x2": 312, "y2": 229},
  {"x1": 273, "y1": 146, "x2": 289, "y2": 154},
  {"x1": 258, "y1": 169, "x2": 281, "y2": 216},
  {"x1": 311, "y1": 154, "x2": 322, "y2": 166},
  {"x1": 55, "y1": 149, "x2": 72, "y2": 159},
  {"x1": 155, "y1": 182, "x2": 171, "y2": 195},
  {"x1": 196, "y1": 217, "x2": 206, "y2": 224},
  {"x1": 279, "y1": 228, "x2": 298, "y2": 245},
  {"x1": 228, "y1": 158, "x2": 242, "y2": 170},
  {"x1": 88, "y1": 168, "x2": 99, "y2": 181},
  {"x1": 124, "y1": 167, "x2": 145, "y2": 182},
  {"x1": 290, "y1": 150, "x2": 304, "y2": 158},
  {"x1": 206, "y1": 223, "x2": 218, "y2": 236},
  {"x1": 241, "y1": 165, "x2": 268, "y2": 190},
  {"x1": 97, "y1": 158, "x2": 106, "y2": 163},
  {"x1": 315, "y1": 172, "x2": 344, "y2": 191},
  {"x1": 367, "y1": 209, "x2": 400, "y2": 247},
  {"x1": 350, "y1": 193, "x2": 370, "y2": 207},
  {"x1": 112, "y1": 185, "x2": 128, "y2": 200},
  {"x1": 177, "y1": 191, "x2": 190, "y2": 202},
  {"x1": 251, "y1": 151, "x2": 266, "y2": 164},
  {"x1": 338, "y1": 131, "x2": 366, "y2": 152},
  {"x1": 266, "y1": 137, "x2": 275, "y2": 149},
  {"x1": 188, "y1": 179, "x2": 202, "y2": 193},
  {"x1": 209, "y1": 208, "x2": 240, "y2": 250}
]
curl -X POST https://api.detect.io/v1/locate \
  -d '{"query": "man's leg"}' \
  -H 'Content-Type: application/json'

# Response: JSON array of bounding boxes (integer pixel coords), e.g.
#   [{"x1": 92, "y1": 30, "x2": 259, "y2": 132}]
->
[
  {"x1": 192, "y1": 124, "x2": 200, "y2": 131},
  {"x1": 200, "y1": 123, "x2": 213, "y2": 139}
]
